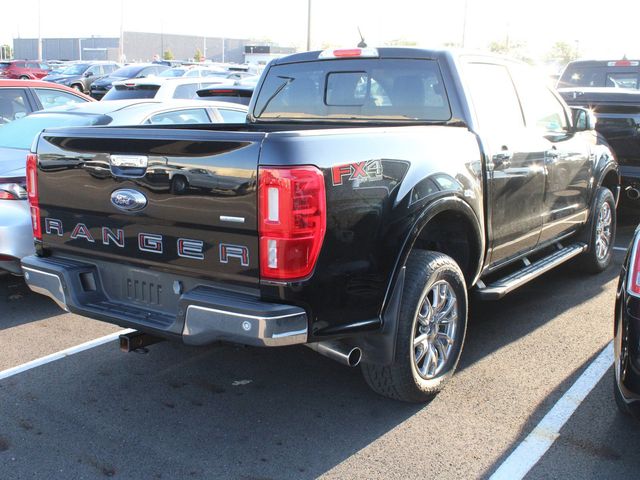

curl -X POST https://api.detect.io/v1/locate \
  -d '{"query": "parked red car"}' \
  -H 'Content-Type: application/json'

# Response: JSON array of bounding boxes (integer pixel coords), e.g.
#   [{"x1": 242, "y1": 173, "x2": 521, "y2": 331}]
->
[
  {"x1": 0, "y1": 79, "x2": 93, "y2": 124},
  {"x1": 0, "y1": 60, "x2": 50, "y2": 80}
]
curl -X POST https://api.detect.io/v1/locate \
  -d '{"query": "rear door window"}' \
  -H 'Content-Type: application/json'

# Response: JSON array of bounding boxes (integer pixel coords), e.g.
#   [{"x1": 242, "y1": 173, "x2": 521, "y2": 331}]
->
[
  {"x1": 464, "y1": 63, "x2": 525, "y2": 130},
  {"x1": 0, "y1": 88, "x2": 30, "y2": 123}
]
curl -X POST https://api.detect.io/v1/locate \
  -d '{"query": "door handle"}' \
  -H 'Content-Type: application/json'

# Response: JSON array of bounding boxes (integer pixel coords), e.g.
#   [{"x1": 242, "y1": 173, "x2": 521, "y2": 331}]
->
[
  {"x1": 545, "y1": 147, "x2": 560, "y2": 164},
  {"x1": 492, "y1": 147, "x2": 512, "y2": 169}
]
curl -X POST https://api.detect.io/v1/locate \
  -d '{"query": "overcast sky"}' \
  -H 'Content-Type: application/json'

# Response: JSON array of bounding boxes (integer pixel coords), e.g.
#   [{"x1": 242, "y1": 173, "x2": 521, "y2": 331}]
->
[{"x1": 3, "y1": 0, "x2": 639, "y2": 61}]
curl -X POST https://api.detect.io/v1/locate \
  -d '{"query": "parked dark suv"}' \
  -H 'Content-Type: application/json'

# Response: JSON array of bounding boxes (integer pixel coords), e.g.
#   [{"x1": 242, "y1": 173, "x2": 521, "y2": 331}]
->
[
  {"x1": 90, "y1": 63, "x2": 168, "y2": 99},
  {"x1": 0, "y1": 60, "x2": 50, "y2": 80},
  {"x1": 43, "y1": 62, "x2": 120, "y2": 94}
]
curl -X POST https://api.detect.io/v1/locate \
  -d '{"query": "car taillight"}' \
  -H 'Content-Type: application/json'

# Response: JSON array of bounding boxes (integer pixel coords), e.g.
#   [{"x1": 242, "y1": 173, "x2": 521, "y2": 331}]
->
[
  {"x1": 629, "y1": 235, "x2": 640, "y2": 297},
  {"x1": 258, "y1": 166, "x2": 326, "y2": 280},
  {"x1": 26, "y1": 153, "x2": 41, "y2": 241},
  {"x1": 0, "y1": 178, "x2": 27, "y2": 200}
]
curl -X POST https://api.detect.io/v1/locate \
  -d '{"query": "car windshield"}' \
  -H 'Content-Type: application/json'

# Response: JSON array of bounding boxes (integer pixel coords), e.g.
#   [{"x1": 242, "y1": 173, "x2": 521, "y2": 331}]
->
[
  {"x1": 159, "y1": 68, "x2": 187, "y2": 77},
  {"x1": 61, "y1": 64, "x2": 90, "y2": 75},
  {"x1": 110, "y1": 65, "x2": 144, "y2": 78},
  {"x1": 0, "y1": 113, "x2": 109, "y2": 150},
  {"x1": 0, "y1": 63, "x2": 10, "y2": 69},
  {"x1": 102, "y1": 84, "x2": 160, "y2": 100},
  {"x1": 254, "y1": 58, "x2": 451, "y2": 122}
]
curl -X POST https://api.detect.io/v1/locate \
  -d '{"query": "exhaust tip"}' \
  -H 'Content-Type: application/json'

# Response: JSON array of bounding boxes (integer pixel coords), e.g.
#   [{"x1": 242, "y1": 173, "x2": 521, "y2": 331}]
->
[
  {"x1": 347, "y1": 347, "x2": 362, "y2": 367},
  {"x1": 627, "y1": 187, "x2": 640, "y2": 200}
]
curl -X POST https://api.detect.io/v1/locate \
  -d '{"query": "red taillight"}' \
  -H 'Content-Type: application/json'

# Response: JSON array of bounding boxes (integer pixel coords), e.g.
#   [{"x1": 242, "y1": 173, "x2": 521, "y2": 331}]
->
[
  {"x1": 258, "y1": 166, "x2": 326, "y2": 280},
  {"x1": 630, "y1": 236, "x2": 640, "y2": 297},
  {"x1": 26, "y1": 153, "x2": 41, "y2": 241}
]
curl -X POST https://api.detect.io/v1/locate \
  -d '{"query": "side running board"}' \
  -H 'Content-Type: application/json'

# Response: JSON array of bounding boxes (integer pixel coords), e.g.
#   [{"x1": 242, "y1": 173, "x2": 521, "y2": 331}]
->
[{"x1": 475, "y1": 243, "x2": 588, "y2": 300}]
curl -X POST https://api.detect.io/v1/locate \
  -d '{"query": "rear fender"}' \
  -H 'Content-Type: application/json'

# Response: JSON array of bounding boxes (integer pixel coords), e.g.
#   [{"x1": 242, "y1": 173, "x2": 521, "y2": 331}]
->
[{"x1": 360, "y1": 196, "x2": 483, "y2": 365}]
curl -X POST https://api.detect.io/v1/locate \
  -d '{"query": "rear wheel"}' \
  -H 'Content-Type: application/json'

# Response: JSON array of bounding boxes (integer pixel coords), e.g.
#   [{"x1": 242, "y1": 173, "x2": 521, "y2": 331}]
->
[
  {"x1": 19, "y1": 75, "x2": 29, "y2": 80},
  {"x1": 578, "y1": 187, "x2": 615, "y2": 273},
  {"x1": 362, "y1": 250, "x2": 467, "y2": 402}
]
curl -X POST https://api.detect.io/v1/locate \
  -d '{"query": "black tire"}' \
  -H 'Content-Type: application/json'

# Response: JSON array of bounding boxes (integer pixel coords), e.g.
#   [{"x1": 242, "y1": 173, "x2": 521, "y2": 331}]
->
[
  {"x1": 361, "y1": 250, "x2": 468, "y2": 403},
  {"x1": 614, "y1": 373, "x2": 631, "y2": 417},
  {"x1": 578, "y1": 187, "x2": 616, "y2": 273},
  {"x1": 71, "y1": 84, "x2": 84, "y2": 92},
  {"x1": 171, "y1": 175, "x2": 188, "y2": 194},
  {"x1": 19, "y1": 75, "x2": 29, "y2": 80}
]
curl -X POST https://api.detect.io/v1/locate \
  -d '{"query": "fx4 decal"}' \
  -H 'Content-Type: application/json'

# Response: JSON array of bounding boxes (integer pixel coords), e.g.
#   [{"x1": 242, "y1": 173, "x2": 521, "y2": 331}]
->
[{"x1": 331, "y1": 159, "x2": 383, "y2": 186}]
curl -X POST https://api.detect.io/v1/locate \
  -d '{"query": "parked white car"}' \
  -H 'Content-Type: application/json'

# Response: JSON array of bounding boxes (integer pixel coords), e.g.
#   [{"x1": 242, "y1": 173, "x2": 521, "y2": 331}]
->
[
  {"x1": 103, "y1": 76, "x2": 235, "y2": 101},
  {"x1": 0, "y1": 99, "x2": 247, "y2": 274}
]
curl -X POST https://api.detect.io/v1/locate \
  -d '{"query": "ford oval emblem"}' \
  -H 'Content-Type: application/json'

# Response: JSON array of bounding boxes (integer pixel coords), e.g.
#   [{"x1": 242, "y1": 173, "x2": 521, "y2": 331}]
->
[{"x1": 110, "y1": 189, "x2": 147, "y2": 212}]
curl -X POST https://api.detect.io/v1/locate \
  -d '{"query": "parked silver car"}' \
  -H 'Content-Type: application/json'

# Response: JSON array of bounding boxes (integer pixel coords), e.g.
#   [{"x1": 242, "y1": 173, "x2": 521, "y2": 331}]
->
[{"x1": 0, "y1": 99, "x2": 247, "y2": 273}]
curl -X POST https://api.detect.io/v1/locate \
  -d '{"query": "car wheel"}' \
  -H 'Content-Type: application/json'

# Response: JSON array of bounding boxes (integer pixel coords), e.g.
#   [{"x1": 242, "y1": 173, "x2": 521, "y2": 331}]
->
[
  {"x1": 71, "y1": 84, "x2": 84, "y2": 92},
  {"x1": 361, "y1": 250, "x2": 468, "y2": 403},
  {"x1": 171, "y1": 175, "x2": 188, "y2": 194},
  {"x1": 19, "y1": 75, "x2": 29, "y2": 80},
  {"x1": 578, "y1": 187, "x2": 616, "y2": 273}
]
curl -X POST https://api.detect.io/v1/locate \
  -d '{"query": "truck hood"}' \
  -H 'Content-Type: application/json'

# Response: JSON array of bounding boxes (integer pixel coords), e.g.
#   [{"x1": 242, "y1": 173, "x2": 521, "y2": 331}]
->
[{"x1": 0, "y1": 147, "x2": 28, "y2": 178}]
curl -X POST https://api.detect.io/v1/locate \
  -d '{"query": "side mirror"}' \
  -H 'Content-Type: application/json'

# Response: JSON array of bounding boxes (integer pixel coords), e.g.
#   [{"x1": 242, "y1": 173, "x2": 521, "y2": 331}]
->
[
  {"x1": 83, "y1": 71, "x2": 92, "y2": 78},
  {"x1": 571, "y1": 107, "x2": 597, "y2": 132}
]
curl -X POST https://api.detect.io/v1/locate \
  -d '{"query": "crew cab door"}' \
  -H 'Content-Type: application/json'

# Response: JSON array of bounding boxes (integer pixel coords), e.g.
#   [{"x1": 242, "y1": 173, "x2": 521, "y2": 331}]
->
[
  {"x1": 511, "y1": 67, "x2": 592, "y2": 243},
  {"x1": 464, "y1": 61, "x2": 546, "y2": 265}
]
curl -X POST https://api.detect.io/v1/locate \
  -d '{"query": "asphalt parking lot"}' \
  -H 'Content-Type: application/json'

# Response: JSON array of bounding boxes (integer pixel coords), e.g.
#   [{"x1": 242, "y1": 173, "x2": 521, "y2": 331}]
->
[{"x1": 0, "y1": 220, "x2": 638, "y2": 479}]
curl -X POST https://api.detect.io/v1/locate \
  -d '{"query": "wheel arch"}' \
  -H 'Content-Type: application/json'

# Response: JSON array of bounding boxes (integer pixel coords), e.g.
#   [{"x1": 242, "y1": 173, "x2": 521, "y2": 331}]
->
[{"x1": 361, "y1": 196, "x2": 483, "y2": 366}]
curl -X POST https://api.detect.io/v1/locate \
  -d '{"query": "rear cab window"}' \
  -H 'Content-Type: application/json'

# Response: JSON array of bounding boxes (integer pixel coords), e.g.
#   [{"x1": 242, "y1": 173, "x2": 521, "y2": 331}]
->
[
  {"x1": 558, "y1": 61, "x2": 640, "y2": 89},
  {"x1": 253, "y1": 58, "x2": 451, "y2": 122}
]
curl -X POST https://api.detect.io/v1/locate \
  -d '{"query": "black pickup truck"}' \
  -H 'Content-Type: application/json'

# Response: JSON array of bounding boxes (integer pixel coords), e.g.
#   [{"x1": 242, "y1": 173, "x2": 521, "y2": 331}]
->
[
  {"x1": 22, "y1": 48, "x2": 619, "y2": 402},
  {"x1": 558, "y1": 87, "x2": 640, "y2": 210}
]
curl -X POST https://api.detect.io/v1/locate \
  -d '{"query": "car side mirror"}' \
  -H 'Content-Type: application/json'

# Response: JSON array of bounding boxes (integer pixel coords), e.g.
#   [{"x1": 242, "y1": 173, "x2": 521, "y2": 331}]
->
[
  {"x1": 571, "y1": 107, "x2": 597, "y2": 132},
  {"x1": 84, "y1": 71, "x2": 92, "y2": 77}
]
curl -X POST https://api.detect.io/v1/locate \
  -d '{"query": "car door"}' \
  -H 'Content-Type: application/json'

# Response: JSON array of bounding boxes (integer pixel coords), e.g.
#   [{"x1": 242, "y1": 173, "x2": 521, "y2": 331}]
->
[
  {"x1": 511, "y1": 66, "x2": 592, "y2": 243},
  {"x1": 463, "y1": 61, "x2": 547, "y2": 266}
]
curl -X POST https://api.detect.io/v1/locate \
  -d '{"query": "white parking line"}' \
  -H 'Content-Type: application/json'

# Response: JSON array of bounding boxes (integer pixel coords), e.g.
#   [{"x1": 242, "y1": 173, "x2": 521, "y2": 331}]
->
[
  {"x1": 0, "y1": 329, "x2": 133, "y2": 381},
  {"x1": 489, "y1": 341, "x2": 613, "y2": 480},
  {"x1": 614, "y1": 246, "x2": 628, "y2": 252}
]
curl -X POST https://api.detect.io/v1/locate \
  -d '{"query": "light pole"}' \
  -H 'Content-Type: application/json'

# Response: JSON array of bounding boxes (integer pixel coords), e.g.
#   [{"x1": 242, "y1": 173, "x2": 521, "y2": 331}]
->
[
  {"x1": 306, "y1": 0, "x2": 311, "y2": 51},
  {"x1": 37, "y1": 0, "x2": 42, "y2": 61},
  {"x1": 461, "y1": 0, "x2": 468, "y2": 48}
]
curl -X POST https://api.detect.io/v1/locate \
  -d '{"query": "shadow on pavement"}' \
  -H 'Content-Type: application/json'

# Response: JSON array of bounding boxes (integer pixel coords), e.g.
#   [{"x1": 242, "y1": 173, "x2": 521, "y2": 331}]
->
[{"x1": 0, "y1": 341, "x2": 422, "y2": 479}]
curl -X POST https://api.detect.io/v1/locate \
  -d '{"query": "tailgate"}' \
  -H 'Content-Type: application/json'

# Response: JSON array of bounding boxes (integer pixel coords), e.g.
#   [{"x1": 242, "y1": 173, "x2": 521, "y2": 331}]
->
[{"x1": 36, "y1": 127, "x2": 264, "y2": 287}]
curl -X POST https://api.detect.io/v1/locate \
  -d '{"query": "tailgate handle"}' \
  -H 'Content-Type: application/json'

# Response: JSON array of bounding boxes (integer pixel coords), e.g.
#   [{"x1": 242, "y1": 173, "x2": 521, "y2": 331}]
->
[{"x1": 109, "y1": 155, "x2": 148, "y2": 178}]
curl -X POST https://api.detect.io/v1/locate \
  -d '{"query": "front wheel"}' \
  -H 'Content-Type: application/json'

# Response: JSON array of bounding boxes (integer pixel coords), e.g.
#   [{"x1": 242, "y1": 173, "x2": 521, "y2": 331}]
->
[
  {"x1": 362, "y1": 250, "x2": 468, "y2": 403},
  {"x1": 578, "y1": 187, "x2": 616, "y2": 273}
]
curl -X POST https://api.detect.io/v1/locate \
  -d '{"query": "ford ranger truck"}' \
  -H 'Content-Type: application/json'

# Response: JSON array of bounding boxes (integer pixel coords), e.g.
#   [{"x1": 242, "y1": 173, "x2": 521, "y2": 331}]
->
[{"x1": 22, "y1": 48, "x2": 619, "y2": 402}]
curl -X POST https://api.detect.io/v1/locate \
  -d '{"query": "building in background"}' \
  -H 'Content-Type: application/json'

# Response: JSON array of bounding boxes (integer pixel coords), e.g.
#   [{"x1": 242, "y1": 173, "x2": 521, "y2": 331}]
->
[
  {"x1": 12, "y1": 32, "x2": 294, "y2": 64},
  {"x1": 244, "y1": 45, "x2": 297, "y2": 69}
]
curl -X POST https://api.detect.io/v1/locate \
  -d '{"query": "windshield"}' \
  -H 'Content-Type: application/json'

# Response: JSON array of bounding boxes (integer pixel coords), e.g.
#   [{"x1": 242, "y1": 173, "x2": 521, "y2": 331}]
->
[
  {"x1": 254, "y1": 58, "x2": 451, "y2": 122},
  {"x1": 60, "y1": 64, "x2": 90, "y2": 75},
  {"x1": 159, "y1": 68, "x2": 187, "y2": 77},
  {"x1": 110, "y1": 65, "x2": 144, "y2": 78},
  {"x1": 0, "y1": 113, "x2": 109, "y2": 150}
]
